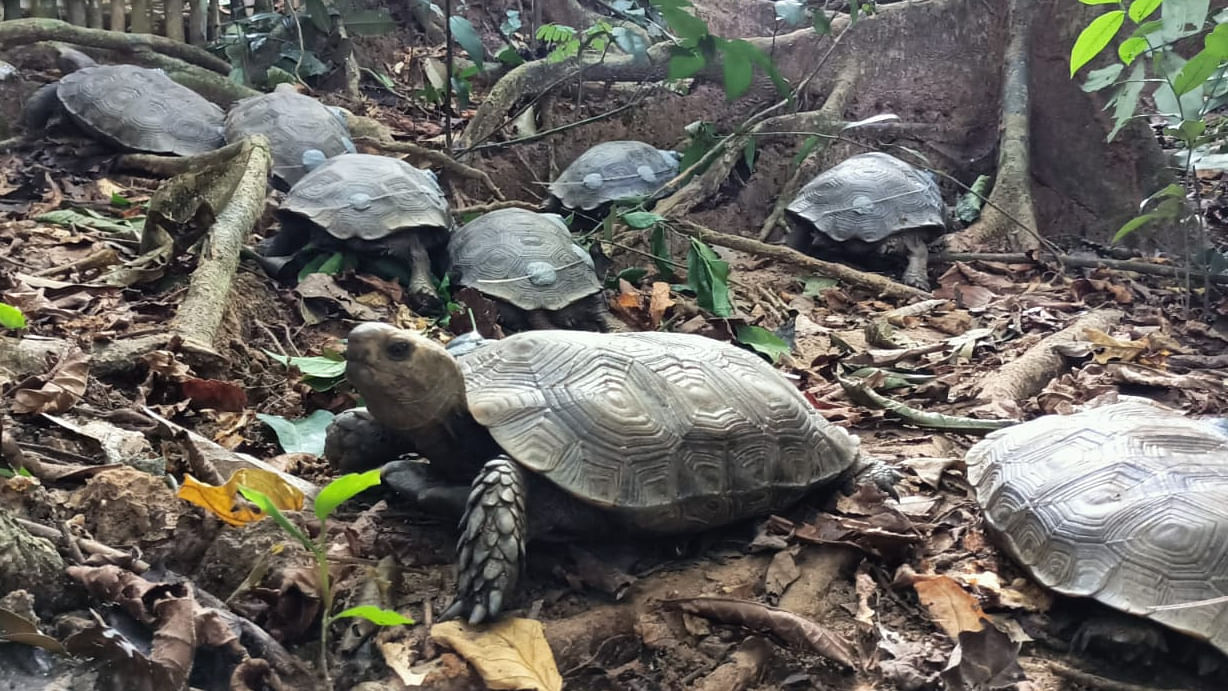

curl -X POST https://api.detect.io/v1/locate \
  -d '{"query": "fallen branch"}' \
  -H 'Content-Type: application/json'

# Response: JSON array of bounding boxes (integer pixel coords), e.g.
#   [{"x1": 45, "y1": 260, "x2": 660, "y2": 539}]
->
[
  {"x1": 15, "y1": 516, "x2": 152, "y2": 573},
  {"x1": 976, "y1": 308, "x2": 1124, "y2": 403},
  {"x1": 353, "y1": 136, "x2": 505, "y2": 200},
  {"x1": 0, "y1": 18, "x2": 230, "y2": 74},
  {"x1": 667, "y1": 597, "x2": 857, "y2": 669},
  {"x1": 940, "y1": 251, "x2": 1228, "y2": 285},
  {"x1": 837, "y1": 375, "x2": 1020, "y2": 432},
  {"x1": 454, "y1": 200, "x2": 540, "y2": 216},
  {"x1": 670, "y1": 219, "x2": 929, "y2": 300}
]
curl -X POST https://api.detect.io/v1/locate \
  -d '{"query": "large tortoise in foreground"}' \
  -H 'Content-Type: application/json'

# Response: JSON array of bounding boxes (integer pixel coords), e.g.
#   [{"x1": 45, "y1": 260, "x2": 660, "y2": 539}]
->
[
  {"x1": 327, "y1": 323, "x2": 893, "y2": 624},
  {"x1": 966, "y1": 397, "x2": 1228, "y2": 658}
]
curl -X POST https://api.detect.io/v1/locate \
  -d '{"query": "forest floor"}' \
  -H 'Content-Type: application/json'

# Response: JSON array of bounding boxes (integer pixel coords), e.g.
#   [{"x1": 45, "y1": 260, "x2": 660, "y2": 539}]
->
[{"x1": 5, "y1": 2, "x2": 1228, "y2": 690}]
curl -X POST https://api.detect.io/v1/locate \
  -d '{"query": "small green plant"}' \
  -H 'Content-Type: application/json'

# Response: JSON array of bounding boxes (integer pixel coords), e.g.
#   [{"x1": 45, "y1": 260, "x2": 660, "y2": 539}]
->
[
  {"x1": 0, "y1": 303, "x2": 27, "y2": 330},
  {"x1": 239, "y1": 469, "x2": 409, "y2": 683}
]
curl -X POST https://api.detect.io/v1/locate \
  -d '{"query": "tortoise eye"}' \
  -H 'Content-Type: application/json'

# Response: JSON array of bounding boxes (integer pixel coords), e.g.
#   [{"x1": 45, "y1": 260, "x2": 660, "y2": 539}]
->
[{"x1": 385, "y1": 339, "x2": 412, "y2": 360}]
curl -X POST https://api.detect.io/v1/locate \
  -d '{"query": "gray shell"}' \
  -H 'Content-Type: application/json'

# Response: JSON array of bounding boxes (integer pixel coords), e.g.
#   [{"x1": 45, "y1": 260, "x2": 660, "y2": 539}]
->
[
  {"x1": 224, "y1": 83, "x2": 356, "y2": 186},
  {"x1": 966, "y1": 398, "x2": 1228, "y2": 656},
  {"x1": 787, "y1": 152, "x2": 946, "y2": 244},
  {"x1": 548, "y1": 140, "x2": 680, "y2": 211},
  {"x1": 449, "y1": 209, "x2": 601, "y2": 311},
  {"x1": 280, "y1": 153, "x2": 451, "y2": 241},
  {"x1": 460, "y1": 330, "x2": 861, "y2": 533},
  {"x1": 56, "y1": 64, "x2": 225, "y2": 155}
]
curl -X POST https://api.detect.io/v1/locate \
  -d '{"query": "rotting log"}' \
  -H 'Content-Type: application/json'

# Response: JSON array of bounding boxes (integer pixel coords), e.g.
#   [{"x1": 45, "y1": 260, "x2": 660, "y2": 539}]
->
[
  {"x1": 976, "y1": 308, "x2": 1124, "y2": 404},
  {"x1": 0, "y1": 18, "x2": 231, "y2": 74}
]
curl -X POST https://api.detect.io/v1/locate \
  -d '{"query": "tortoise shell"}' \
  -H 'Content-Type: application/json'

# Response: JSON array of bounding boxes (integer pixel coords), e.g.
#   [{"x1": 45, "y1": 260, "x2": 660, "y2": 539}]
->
[
  {"x1": 548, "y1": 140, "x2": 680, "y2": 211},
  {"x1": 786, "y1": 152, "x2": 946, "y2": 244},
  {"x1": 965, "y1": 397, "x2": 1228, "y2": 656},
  {"x1": 448, "y1": 208, "x2": 601, "y2": 311},
  {"x1": 224, "y1": 83, "x2": 356, "y2": 186},
  {"x1": 56, "y1": 64, "x2": 225, "y2": 155},
  {"x1": 279, "y1": 153, "x2": 451, "y2": 242},
  {"x1": 458, "y1": 329, "x2": 861, "y2": 533}
]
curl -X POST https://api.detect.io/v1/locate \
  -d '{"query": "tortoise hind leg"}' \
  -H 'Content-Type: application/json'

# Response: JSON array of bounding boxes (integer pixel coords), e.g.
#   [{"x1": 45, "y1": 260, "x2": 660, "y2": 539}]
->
[
  {"x1": 441, "y1": 456, "x2": 527, "y2": 625},
  {"x1": 899, "y1": 232, "x2": 931, "y2": 290},
  {"x1": 403, "y1": 233, "x2": 444, "y2": 315}
]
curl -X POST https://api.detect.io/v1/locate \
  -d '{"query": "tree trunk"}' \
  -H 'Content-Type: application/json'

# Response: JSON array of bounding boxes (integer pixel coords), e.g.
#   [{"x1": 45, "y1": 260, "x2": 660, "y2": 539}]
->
[
  {"x1": 207, "y1": 0, "x2": 219, "y2": 41},
  {"x1": 66, "y1": 0, "x2": 87, "y2": 25},
  {"x1": 87, "y1": 0, "x2": 104, "y2": 27},
  {"x1": 165, "y1": 0, "x2": 184, "y2": 41},
  {"x1": 110, "y1": 0, "x2": 125, "y2": 31},
  {"x1": 129, "y1": 0, "x2": 149, "y2": 33},
  {"x1": 2, "y1": 0, "x2": 21, "y2": 21},
  {"x1": 187, "y1": 0, "x2": 204, "y2": 44}
]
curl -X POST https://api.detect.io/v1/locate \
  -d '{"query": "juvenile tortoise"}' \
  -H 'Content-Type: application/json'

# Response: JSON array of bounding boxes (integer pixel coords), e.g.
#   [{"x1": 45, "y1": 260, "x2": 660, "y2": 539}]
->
[
  {"x1": 327, "y1": 322, "x2": 897, "y2": 624},
  {"x1": 545, "y1": 140, "x2": 680, "y2": 220},
  {"x1": 224, "y1": 83, "x2": 356, "y2": 188},
  {"x1": 22, "y1": 50, "x2": 224, "y2": 156},
  {"x1": 966, "y1": 397, "x2": 1228, "y2": 659},
  {"x1": 785, "y1": 152, "x2": 950, "y2": 290},
  {"x1": 260, "y1": 153, "x2": 452, "y2": 313},
  {"x1": 448, "y1": 208, "x2": 624, "y2": 332}
]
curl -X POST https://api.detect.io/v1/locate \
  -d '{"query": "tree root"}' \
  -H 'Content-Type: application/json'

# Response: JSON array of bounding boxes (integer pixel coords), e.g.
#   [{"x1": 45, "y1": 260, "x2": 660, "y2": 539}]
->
[
  {"x1": 454, "y1": 200, "x2": 539, "y2": 216},
  {"x1": 691, "y1": 637, "x2": 772, "y2": 691},
  {"x1": 838, "y1": 375, "x2": 1021, "y2": 431},
  {"x1": 940, "y1": 251, "x2": 1228, "y2": 285},
  {"x1": 354, "y1": 136, "x2": 506, "y2": 200},
  {"x1": 0, "y1": 18, "x2": 231, "y2": 74},
  {"x1": 0, "y1": 507, "x2": 73, "y2": 614},
  {"x1": 976, "y1": 308, "x2": 1124, "y2": 404},
  {"x1": 670, "y1": 219, "x2": 929, "y2": 300}
]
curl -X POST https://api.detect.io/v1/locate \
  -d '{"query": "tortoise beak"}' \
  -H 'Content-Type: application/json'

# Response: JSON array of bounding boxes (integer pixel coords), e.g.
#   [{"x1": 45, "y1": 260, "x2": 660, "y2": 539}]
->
[{"x1": 344, "y1": 322, "x2": 398, "y2": 363}]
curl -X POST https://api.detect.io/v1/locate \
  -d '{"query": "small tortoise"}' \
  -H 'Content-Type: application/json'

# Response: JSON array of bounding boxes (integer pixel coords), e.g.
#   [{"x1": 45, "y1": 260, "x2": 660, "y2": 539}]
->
[
  {"x1": 224, "y1": 83, "x2": 356, "y2": 188},
  {"x1": 261, "y1": 153, "x2": 452, "y2": 313},
  {"x1": 448, "y1": 208, "x2": 624, "y2": 332},
  {"x1": 966, "y1": 397, "x2": 1228, "y2": 658},
  {"x1": 785, "y1": 152, "x2": 949, "y2": 290},
  {"x1": 22, "y1": 51, "x2": 224, "y2": 156},
  {"x1": 327, "y1": 322, "x2": 895, "y2": 624},
  {"x1": 546, "y1": 140, "x2": 681, "y2": 217}
]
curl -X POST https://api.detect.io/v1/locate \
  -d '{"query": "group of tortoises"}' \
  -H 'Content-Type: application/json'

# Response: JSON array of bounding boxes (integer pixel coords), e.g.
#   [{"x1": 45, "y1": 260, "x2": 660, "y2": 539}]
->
[{"x1": 24, "y1": 61, "x2": 1228, "y2": 667}]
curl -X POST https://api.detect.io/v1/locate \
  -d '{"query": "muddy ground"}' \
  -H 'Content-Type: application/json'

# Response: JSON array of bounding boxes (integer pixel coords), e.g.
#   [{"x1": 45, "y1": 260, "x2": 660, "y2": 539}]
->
[{"x1": 4, "y1": 1, "x2": 1228, "y2": 690}]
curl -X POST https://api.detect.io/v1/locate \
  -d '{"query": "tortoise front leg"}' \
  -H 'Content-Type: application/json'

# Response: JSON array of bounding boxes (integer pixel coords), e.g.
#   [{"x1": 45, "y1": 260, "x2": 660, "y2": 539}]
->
[
  {"x1": 441, "y1": 456, "x2": 527, "y2": 625},
  {"x1": 324, "y1": 408, "x2": 416, "y2": 473},
  {"x1": 404, "y1": 234, "x2": 443, "y2": 314},
  {"x1": 380, "y1": 459, "x2": 470, "y2": 520},
  {"x1": 899, "y1": 232, "x2": 931, "y2": 290},
  {"x1": 783, "y1": 218, "x2": 814, "y2": 253},
  {"x1": 589, "y1": 297, "x2": 627, "y2": 333}
]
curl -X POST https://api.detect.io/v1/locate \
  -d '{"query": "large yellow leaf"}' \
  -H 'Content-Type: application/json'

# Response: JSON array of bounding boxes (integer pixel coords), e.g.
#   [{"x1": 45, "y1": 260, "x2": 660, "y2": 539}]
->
[
  {"x1": 177, "y1": 468, "x2": 305, "y2": 526},
  {"x1": 431, "y1": 618, "x2": 562, "y2": 691},
  {"x1": 912, "y1": 575, "x2": 986, "y2": 639}
]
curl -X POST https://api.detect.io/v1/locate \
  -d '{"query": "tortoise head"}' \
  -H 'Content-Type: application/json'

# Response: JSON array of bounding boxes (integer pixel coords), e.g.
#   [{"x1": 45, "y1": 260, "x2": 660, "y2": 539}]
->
[{"x1": 343, "y1": 322, "x2": 467, "y2": 432}]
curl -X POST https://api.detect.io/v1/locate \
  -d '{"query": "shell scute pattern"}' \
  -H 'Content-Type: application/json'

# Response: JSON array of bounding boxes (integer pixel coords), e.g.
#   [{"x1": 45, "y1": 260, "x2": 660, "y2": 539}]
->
[
  {"x1": 965, "y1": 398, "x2": 1228, "y2": 654},
  {"x1": 57, "y1": 65, "x2": 224, "y2": 155},
  {"x1": 281, "y1": 153, "x2": 450, "y2": 241},
  {"x1": 224, "y1": 86, "x2": 354, "y2": 186},
  {"x1": 549, "y1": 141, "x2": 680, "y2": 210},
  {"x1": 449, "y1": 209, "x2": 601, "y2": 311},
  {"x1": 458, "y1": 330, "x2": 860, "y2": 532},
  {"x1": 787, "y1": 152, "x2": 946, "y2": 244}
]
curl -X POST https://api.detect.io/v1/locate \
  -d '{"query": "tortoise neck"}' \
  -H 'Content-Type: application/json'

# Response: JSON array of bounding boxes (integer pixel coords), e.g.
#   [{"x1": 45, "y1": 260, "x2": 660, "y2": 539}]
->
[{"x1": 411, "y1": 405, "x2": 500, "y2": 481}]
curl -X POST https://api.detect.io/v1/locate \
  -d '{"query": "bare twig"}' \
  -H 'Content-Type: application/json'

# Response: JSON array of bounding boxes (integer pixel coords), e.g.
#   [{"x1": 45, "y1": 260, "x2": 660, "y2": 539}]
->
[{"x1": 355, "y1": 136, "x2": 506, "y2": 200}]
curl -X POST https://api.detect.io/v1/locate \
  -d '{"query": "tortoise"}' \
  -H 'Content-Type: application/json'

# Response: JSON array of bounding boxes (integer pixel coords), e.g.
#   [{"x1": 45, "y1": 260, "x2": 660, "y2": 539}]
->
[
  {"x1": 260, "y1": 153, "x2": 452, "y2": 313},
  {"x1": 224, "y1": 82, "x2": 356, "y2": 188},
  {"x1": 22, "y1": 50, "x2": 224, "y2": 156},
  {"x1": 785, "y1": 152, "x2": 950, "y2": 291},
  {"x1": 447, "y1": 208, "x2": 624, "y2": 332},
  {"x1": 545, "y1": 140, "x2": 681, "y2": 220},
  {"x1": 326, "y1": 322, "x2": 897, "y2": 624},
  {"x1": 965, "y1": 397, "x2": 1228, "y2": 659}
]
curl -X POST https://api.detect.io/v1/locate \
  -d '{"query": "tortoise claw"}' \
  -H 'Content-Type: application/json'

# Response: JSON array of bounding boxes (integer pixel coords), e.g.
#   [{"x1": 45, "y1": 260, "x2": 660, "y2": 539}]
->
[
  {"x1": 852, "y1": 457, "x2": 902, "y2": 501},
  {"x1": 445, "y1": 456, "x2": 527, "y2": 625}
]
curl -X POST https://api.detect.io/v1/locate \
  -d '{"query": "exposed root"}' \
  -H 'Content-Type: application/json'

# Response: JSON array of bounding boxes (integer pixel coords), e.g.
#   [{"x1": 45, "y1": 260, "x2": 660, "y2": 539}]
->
[
  {"x1": 454, "y1": 200, "x2": 539, "y2": 216},
  {"x1": 46, "y1": 42, "x2": 260, "y2": 106},
  {"x1": 670, "y1": 219, "x2": 929, "y2": 300},
  {"x1": 976, "y1": 308, "x2": 1124, "y2": 405},
  {"x1": 355, "y1": 136, "x2": 506, "y2": 200},
  {"x1": 944, "y1": 0, "x2": 1038, "y2": 252},
  {"x1": 940, "y1": 251, "x2": 1228, "y2": 285},
  {"x1": 691, "y1": 637, "x2": 773, "y2": 691},
  {"x1": 0, "y1": 18, "x2": 231, "y2": 74}
]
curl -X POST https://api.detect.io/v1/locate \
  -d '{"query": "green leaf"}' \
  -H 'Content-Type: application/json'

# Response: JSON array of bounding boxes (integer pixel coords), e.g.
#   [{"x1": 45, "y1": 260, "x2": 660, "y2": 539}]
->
[
  {"x1": 1081, "y1": 63, "x2": 1124, "y2": 91},
  {"x1": 774, "y1": 0, "x2": 806, "y2": 25},
  {"x1": 849, "y1": 0, "x2": 860, "y2": 24},
  {"x1": 615, "y1": 267, "x2": 648, "y2": 287},
  {"x1": 622, "y1": 211, "x2": 665, "y2": 229},
  {"x1": 257, "y1": 409, "x2": 336, "y2": 457},
  {"x1": 110, "y1": 192, "x2": 132, "y2": 208},
  {"x1": 720, "y1": 40, "x2": 755, "y2": 100},
  {"x1": 1132, "y1": 19, "x2": 1164, "y2": 36},
  {"x1": 1176, "y1": 118, "x2": 1207, "y2": 145},
  {"x1": 496, "y1": 46, "x2": 526, "y2": 66},
  {"x1": 1206, "y1": 21, "x2": 1228, "y2": 59},
  {"x1": 1161, "y1": 0, "x2": 1211, "y2": 42},
  {"x1": 667, "y1": 47, "x2": 706, "y2": 80},
  {"x1": 264, "y1": 350, "x2": 347, "y2": 379},
  {"x1": 1079, "y1": 0, "x2": 1122, "y2": 4},
  {"x1": 0, "y1": 303, "x2": 27, "y2": 329},
  {"x1": 333, "y1": 605, "x2": 415, "y2": 626},
  {"x1": 500, "y1": 9, "x2": 522, "y2": 37},
  {"x1": 802, "y1": 276, "x2": 838, "y2": 297},
  {"x1": 734, "y1": 324, "x2": 791, "y2": 363},
  {"x1": 1173, "y1": 49, "x2": 1220, "y2": 95},
  {"x1": 743, "y1": 138, "x2": 757, "y2": 171},
  {"x1": 303, "y1": 0, "x2": 331, "y2": 33},
  {"x1": 238, "y1": 486, "x2": 315, "y2": 553},
  {"x1": 1113, "y1": 212, "x2": 1157, "y2": 243},
  {"x1": 1071, "y1": 10, "x2": 1126, "y2": 76},
  {"x1": 450, "y1": 15, "x2": 485, "y2": 69},
  {"x1": 955, "y1": 174, "x2": 992, "y2": 224},
  {"x1": 650, "y1": 224, "x2": 676, "y2": 280},
  {"x1": 343, "y1": 8, "x2": 395, "y2": 35},
  {"x1": 793, "y1": 135, "x2": 822, "y2": 168},
  {"x1": 1129, "y1": 0, "x2": 1163, "y2": 22},
  {"x1": 35, "y1": 208, "x2": 140, "y2": 239},
  {"x1": 314, "y1": 468, "x2": 382, "y2": 522},
  {"x1": 686, "y1": 239, "x2": 732, "y2": 317},
  {"x1": 812, "y1": 8, "x2": 831, "y2": 35},
  {"x1": 1118, "y1": 36, "x2": 1149, "y2": 64},
  {"x1": 658, "y1": 3, "x2": 708, "y2": 42},
  {"x1": 1108, "y1": 60, "x2": 1146, "y2": 140}
]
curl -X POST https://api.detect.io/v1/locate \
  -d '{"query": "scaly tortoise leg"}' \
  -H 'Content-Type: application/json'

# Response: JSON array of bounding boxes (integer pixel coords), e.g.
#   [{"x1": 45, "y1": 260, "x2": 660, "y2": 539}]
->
[
  {"x1": 587, "y1": 296, "x2": 627, "y2": 333},
  {"x1": 404, "y1": 234, "x2": 443, "y2": 314},
  {"x1": 899, "y1": 232, "x2": 931, "y2": 291},
  {"x1": 440, "y1": 456, "x2": 527, "y2": 625}
]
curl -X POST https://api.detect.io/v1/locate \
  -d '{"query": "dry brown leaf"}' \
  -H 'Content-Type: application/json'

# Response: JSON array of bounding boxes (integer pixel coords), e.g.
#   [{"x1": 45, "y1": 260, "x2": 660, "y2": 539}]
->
[
  {"x1": 669, "y1": 597, "x2": 857, "y2": 669},
  {"x1": 615, "y1": 278, "x2": 642, "y2": 310},
  {"x1": 11, "y1": 347, "x2": 90, "y2": 414},
  {"x1": 854, "y1": 566, "x2": 877, "y2": 626},
  {"x1": 912, "y1": 575, "x2": 986, "y2": 639},
  {"x1": 1084, "y1": 328, "x2": 1146, "y2": 364},
  {"x1": 430, "y1": 618, "x2": 563, "y2": 691},
  {"x1": 648, "y1": 281, "x2": 675, "y2": 328},
  {"x1": 176, "y1": 468, "x2": 305, "y2": 526},
  {"x1": 764, "y1": 548, "x2": 800, "y2": 600}
]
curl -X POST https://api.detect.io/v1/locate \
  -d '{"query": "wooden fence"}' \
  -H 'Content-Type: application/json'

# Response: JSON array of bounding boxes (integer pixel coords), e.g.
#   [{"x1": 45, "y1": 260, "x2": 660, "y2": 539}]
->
[{"x1": 0, "y1": 0, "x2": 277, "y2": 45}]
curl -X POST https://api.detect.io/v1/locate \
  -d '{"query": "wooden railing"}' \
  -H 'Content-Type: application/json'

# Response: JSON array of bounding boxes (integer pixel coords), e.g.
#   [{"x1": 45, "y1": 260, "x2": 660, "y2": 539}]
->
[{"x1": 0, "y1": 0, "x2": 280, "y2": 45}]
